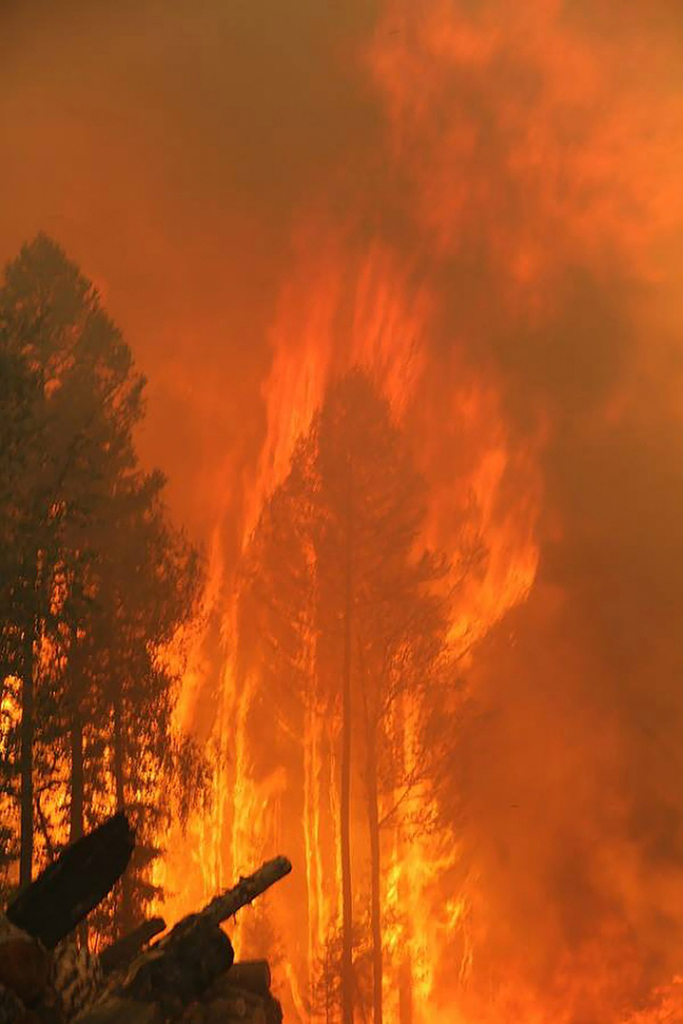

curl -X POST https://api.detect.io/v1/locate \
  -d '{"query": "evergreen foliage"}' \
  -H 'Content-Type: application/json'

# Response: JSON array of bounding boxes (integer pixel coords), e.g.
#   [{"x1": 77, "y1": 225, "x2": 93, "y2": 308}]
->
[{"x1": 0, "y1": 235, "x2": 208, "y2": 937}]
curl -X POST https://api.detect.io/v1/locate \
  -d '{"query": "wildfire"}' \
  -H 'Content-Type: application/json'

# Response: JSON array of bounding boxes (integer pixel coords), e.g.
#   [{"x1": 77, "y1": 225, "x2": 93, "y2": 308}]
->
[{"x1": 161, "y1": 1, "x2": 683, "y2": 1023}]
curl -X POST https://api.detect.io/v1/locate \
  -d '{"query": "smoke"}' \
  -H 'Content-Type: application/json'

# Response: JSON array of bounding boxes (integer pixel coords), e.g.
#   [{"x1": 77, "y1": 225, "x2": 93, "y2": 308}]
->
[
  {"x1": 0, "y1": 0, "x2": 380, "y2": 536},
  {"x1": 3, "y1": 0, "x2": 683, "y2": 1016},
  {"x1": 362, "y1": 0, "x2": 683, "y2": 1012}
]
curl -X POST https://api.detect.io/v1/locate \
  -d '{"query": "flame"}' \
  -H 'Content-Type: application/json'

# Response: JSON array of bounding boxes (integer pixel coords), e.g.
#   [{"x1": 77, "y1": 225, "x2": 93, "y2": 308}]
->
[
  {"x1": 163, "y1": 244, "x2": 541, "y2": 1019},
  {"x1": 160, "y1": 1, "x2": 683, "y2": 1022}
]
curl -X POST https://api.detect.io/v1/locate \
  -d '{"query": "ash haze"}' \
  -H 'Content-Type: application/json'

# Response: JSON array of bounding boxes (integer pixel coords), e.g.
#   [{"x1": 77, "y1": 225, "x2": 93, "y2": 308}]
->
[
  {"x1": 0, "y1": 0, "x2": 380, "y2": 539},
  {"x1": 3, "y1": 1, "x2": 683, "y2": 1022}
]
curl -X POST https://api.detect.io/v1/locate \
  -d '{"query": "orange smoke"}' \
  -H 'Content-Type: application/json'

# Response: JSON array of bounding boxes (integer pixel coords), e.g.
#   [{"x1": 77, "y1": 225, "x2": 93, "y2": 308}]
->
[
  {"x1": 0, "y1": 0, "x2": 673, "y2": 1020},
  {"x1": 157, "y1": 1, "x2": 683, "y2": 1022}
]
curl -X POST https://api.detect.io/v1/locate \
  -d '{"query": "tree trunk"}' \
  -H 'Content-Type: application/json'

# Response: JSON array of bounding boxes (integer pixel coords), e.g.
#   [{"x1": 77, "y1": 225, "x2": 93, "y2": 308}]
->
[
  {"x1": 395, "y1": 698, "x2": 413, "y2": 1024},
  {"x1": 70, "y1": 708, "x2": 84, "y2": 843},
  {"x1": 366, "y1": 732, "x2": 383, "y2": 1024},
  {"x1": 113, "y1": 688, "x2": 133, "y2": 934},
  {"x1": 99, "y1": 917, "x2": 166, "y2": 975},
  {"x1": 397, "y1": 840, "x2": 413, "y2": 1024},
  {"x1": 7, "y1": 812, "x2": 134, "y2": 949},
  {"x1": 398, "y1": 954, "x2": 413, "y2": 1024},
  {"x1": 71, "y1": 699, "x2": 87, "y2": 946},
  {"x1": 20, "y1": 624, "x2": 35, "y2": 887},
  {"x1": 340, "y1": 458, "x2": 354, "y2": 1024}
]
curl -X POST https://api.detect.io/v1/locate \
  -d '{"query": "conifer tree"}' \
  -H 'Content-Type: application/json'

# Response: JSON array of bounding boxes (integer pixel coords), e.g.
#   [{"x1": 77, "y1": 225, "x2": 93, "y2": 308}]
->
[
  {"x1": 239, "y1": 370, "x2": 449, "y2": 1023},
  {"x1": 0, "y1": 236, "x2": 208, "y2": 931}
]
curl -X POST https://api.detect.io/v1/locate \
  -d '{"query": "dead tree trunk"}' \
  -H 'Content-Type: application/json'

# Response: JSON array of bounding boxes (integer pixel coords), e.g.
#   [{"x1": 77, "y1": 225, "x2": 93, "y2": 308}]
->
[
  {"x1": 19, "y1": 623, "x2": 35, "y2": 887},
  {"x1": 340, "y1": 455, "x2": 354, "y2": 1024},
  {"x1": 366, "y1": 729, "x2": 383, "y2": 1024},
  {"x1": 70, "y1": 707, "x2": 84, "y2": 843},
  {"x1": 71, "y1": 693, "x2": 88, "y2": 948},
  {"x1": 7, "y1": 812, "x2": 134, "y2": 948},
  {"x1": 113, "y1": 686, "x2": 133, "y2": 934},
  {"x1": 395, "y1": 697, "x2": 413, "y2": 1024},
  {"x1": 398, "y1": 954, "x2": 413, "y2": 1024}
]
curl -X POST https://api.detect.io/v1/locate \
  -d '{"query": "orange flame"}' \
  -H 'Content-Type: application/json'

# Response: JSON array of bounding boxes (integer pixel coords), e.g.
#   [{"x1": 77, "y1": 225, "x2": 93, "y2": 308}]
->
[{"x1": 161, "y1": 1, "x2": 683, "y2": 1022}]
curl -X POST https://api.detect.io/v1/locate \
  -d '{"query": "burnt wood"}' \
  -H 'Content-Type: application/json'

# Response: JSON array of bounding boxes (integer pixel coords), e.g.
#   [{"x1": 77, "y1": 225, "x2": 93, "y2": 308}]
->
[
  {"x1": 220, "y1": 963, "x2": 271, "y2": 999},
  {"x1": 0, "y1": 919, "x2": 51, "y2": 1006},
  {"x1": 0, "y1": 983, "x2": 28, "y2": 1024},
  {"x1": 99, "y1": 919, "x2": 166, "y2": 976},
  {"x1": 201, "y1": 858, "x2": 291, "y2": 928},
  {"x1": 114, "y1": 919, "x2": 233, "y2": 1019},
  {"x1": 70, "y1": 996, "x2": 162, "y2": 1024},
  {"x1": 6, "y1": 814, "x2": 134, "y2": 950}
]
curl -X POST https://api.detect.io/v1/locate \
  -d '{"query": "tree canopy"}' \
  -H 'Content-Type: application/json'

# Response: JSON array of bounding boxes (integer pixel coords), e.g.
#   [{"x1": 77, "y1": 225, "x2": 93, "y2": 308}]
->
[{"x1": 0, "y1": 235, "x2": 208, "y2": 935}]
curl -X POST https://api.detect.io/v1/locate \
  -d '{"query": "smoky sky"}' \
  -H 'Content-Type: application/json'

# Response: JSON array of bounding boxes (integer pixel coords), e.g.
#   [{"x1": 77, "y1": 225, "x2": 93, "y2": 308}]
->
[
  {"x1": 0, "y1": 0, "x2": 381, "y2": 534},
  {"x1": 3, "y1": 0, "x2": 683, "y2": 1013}
]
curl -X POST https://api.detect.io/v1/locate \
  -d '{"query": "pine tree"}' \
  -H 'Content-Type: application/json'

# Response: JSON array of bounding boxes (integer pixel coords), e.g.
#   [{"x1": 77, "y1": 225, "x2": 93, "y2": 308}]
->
[
  {"x1": 313, "y1": 372, "x2": 448, "y2": 1024},
  {"x1": 0, "y1": 323, "x2": 41, "y2": 881},
  {"x1": 239, "y1": 370, "x2": 449, "y2": 1022},
  {"x1": 90, "y1": 469, "x2": 207, "y2": 937},
  {"x1": 0, "y1": 233, "x2": 147, "y2": 883},
  {"x1": 0, "y1": 236, "x2": 208, "y2": 932}
]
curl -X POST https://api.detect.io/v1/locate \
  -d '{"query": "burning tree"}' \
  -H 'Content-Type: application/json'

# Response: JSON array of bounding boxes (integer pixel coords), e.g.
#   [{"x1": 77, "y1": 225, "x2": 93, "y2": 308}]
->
[{"x1": 238, "y1": 369, "x2": 451, "y2": 1023}]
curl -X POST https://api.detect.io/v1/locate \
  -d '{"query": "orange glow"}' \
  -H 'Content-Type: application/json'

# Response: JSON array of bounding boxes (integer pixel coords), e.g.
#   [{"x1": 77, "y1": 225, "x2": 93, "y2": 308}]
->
[
  {"x1": 4, "y1": 0, "x2": 681, "y2": 1015},
  {"x1": 150, "y1": 1, "x2": 683, "y2": 1022}
]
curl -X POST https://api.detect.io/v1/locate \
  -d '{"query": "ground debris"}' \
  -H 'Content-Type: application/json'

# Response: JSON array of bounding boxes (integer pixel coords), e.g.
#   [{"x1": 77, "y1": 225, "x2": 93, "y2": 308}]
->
[{"x1": 1, "y1": 816, "x2": 290, "y2": 1024}]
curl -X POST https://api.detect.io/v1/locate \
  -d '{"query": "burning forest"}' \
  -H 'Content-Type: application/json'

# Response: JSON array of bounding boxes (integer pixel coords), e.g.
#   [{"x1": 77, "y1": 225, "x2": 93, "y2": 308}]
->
[{"x1": 2, "y1": 0, "x2": 683, "y2": 1022}]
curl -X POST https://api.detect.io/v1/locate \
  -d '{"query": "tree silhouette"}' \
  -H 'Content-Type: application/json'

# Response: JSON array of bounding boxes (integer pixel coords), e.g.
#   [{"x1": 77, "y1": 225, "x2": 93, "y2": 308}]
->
[
  {"x1": 0, "y1": 235, "x2": 208, "y2": 934},
  {"x1": 239, "y1": 369, "x2": 450, "y2": 1023}
]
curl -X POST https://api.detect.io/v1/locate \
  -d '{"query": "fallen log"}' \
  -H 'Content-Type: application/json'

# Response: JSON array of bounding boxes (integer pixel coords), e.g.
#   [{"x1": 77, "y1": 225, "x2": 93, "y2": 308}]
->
[
  {"x1": 0, "y1": 983, "x2": 30, "y2": 1024},
  {"x1": 75, "y1": 857, "x2": 291, "y2": 1024},
  {"x1": 208, "y1": 995, "x2": 247, "y2": 1019},
  {"x1": 202, "y1": 979, "x2": 278, "y2": 1024},
  {"x1": 205, "y1": 1004, "x2": 265, "y2": 1024},
  {"x1": 205, "y1": 982, "x2": 265, "y2": 1012},
  {"x1": 0, "y1": 918, "x2": 50, "y2": 1005},
  {"x1": 99, "y1": 919, "x2": 166, "y2": 976},
  {"x1": 75, "y1": 920, "x2": 233, "y2": 1024},
  {"x1": 71, "y1": 996, "x2": 162, "y2": 1024},
  {"x1": 6, "y1": 814, "x2": 134, "y2": 950},
  {"x1": 200, "y1": 858, "x2": 291, "y2": 930},
  {"x1": 50, "y1": 939, "x2": 103, "y2": 1021},
  {"x1": 133, "y1": 855, "x2": 290, "y2": 996},
  {"x1": 219, "y1": 963, "x2": 271, "y2": 1000}
]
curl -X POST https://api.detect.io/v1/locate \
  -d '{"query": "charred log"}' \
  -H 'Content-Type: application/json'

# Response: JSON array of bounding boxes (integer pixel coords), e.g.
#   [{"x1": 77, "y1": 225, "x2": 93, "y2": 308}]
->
[
  {"x1": 74, "y1": 858, "x2": 291, "y2": 1024},
  {"x1": 122, "y1": 919, "x2": 233, "y2": 1016},
  {"x1": 198, "y1": 972, "x2": 282, "y2": 1024},
  {"x1": 1, "y1": 818, "x2": 290, "y2": 1024},
  {"x1": 0, "y1": 983, "x2": 29, "y2": 1024},
  {"x1": 70, "y1": 997, "x2": 162, "y2": 1024},
  {"x1": 99, "y1": 920, "x2": 166, "y2": 977},
  {"x1": 199, "y1": 858, "x2": 291, "y2": 929},
  {"x1": 0, "y1": 918, "x2": 50, "y2": 1006},
  {"x1": 6, "y1": 814, "x2": 134, "y2": 950},
  {"x1": 214, "y1": 963, "x2": 271, "y2": 1000}
]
